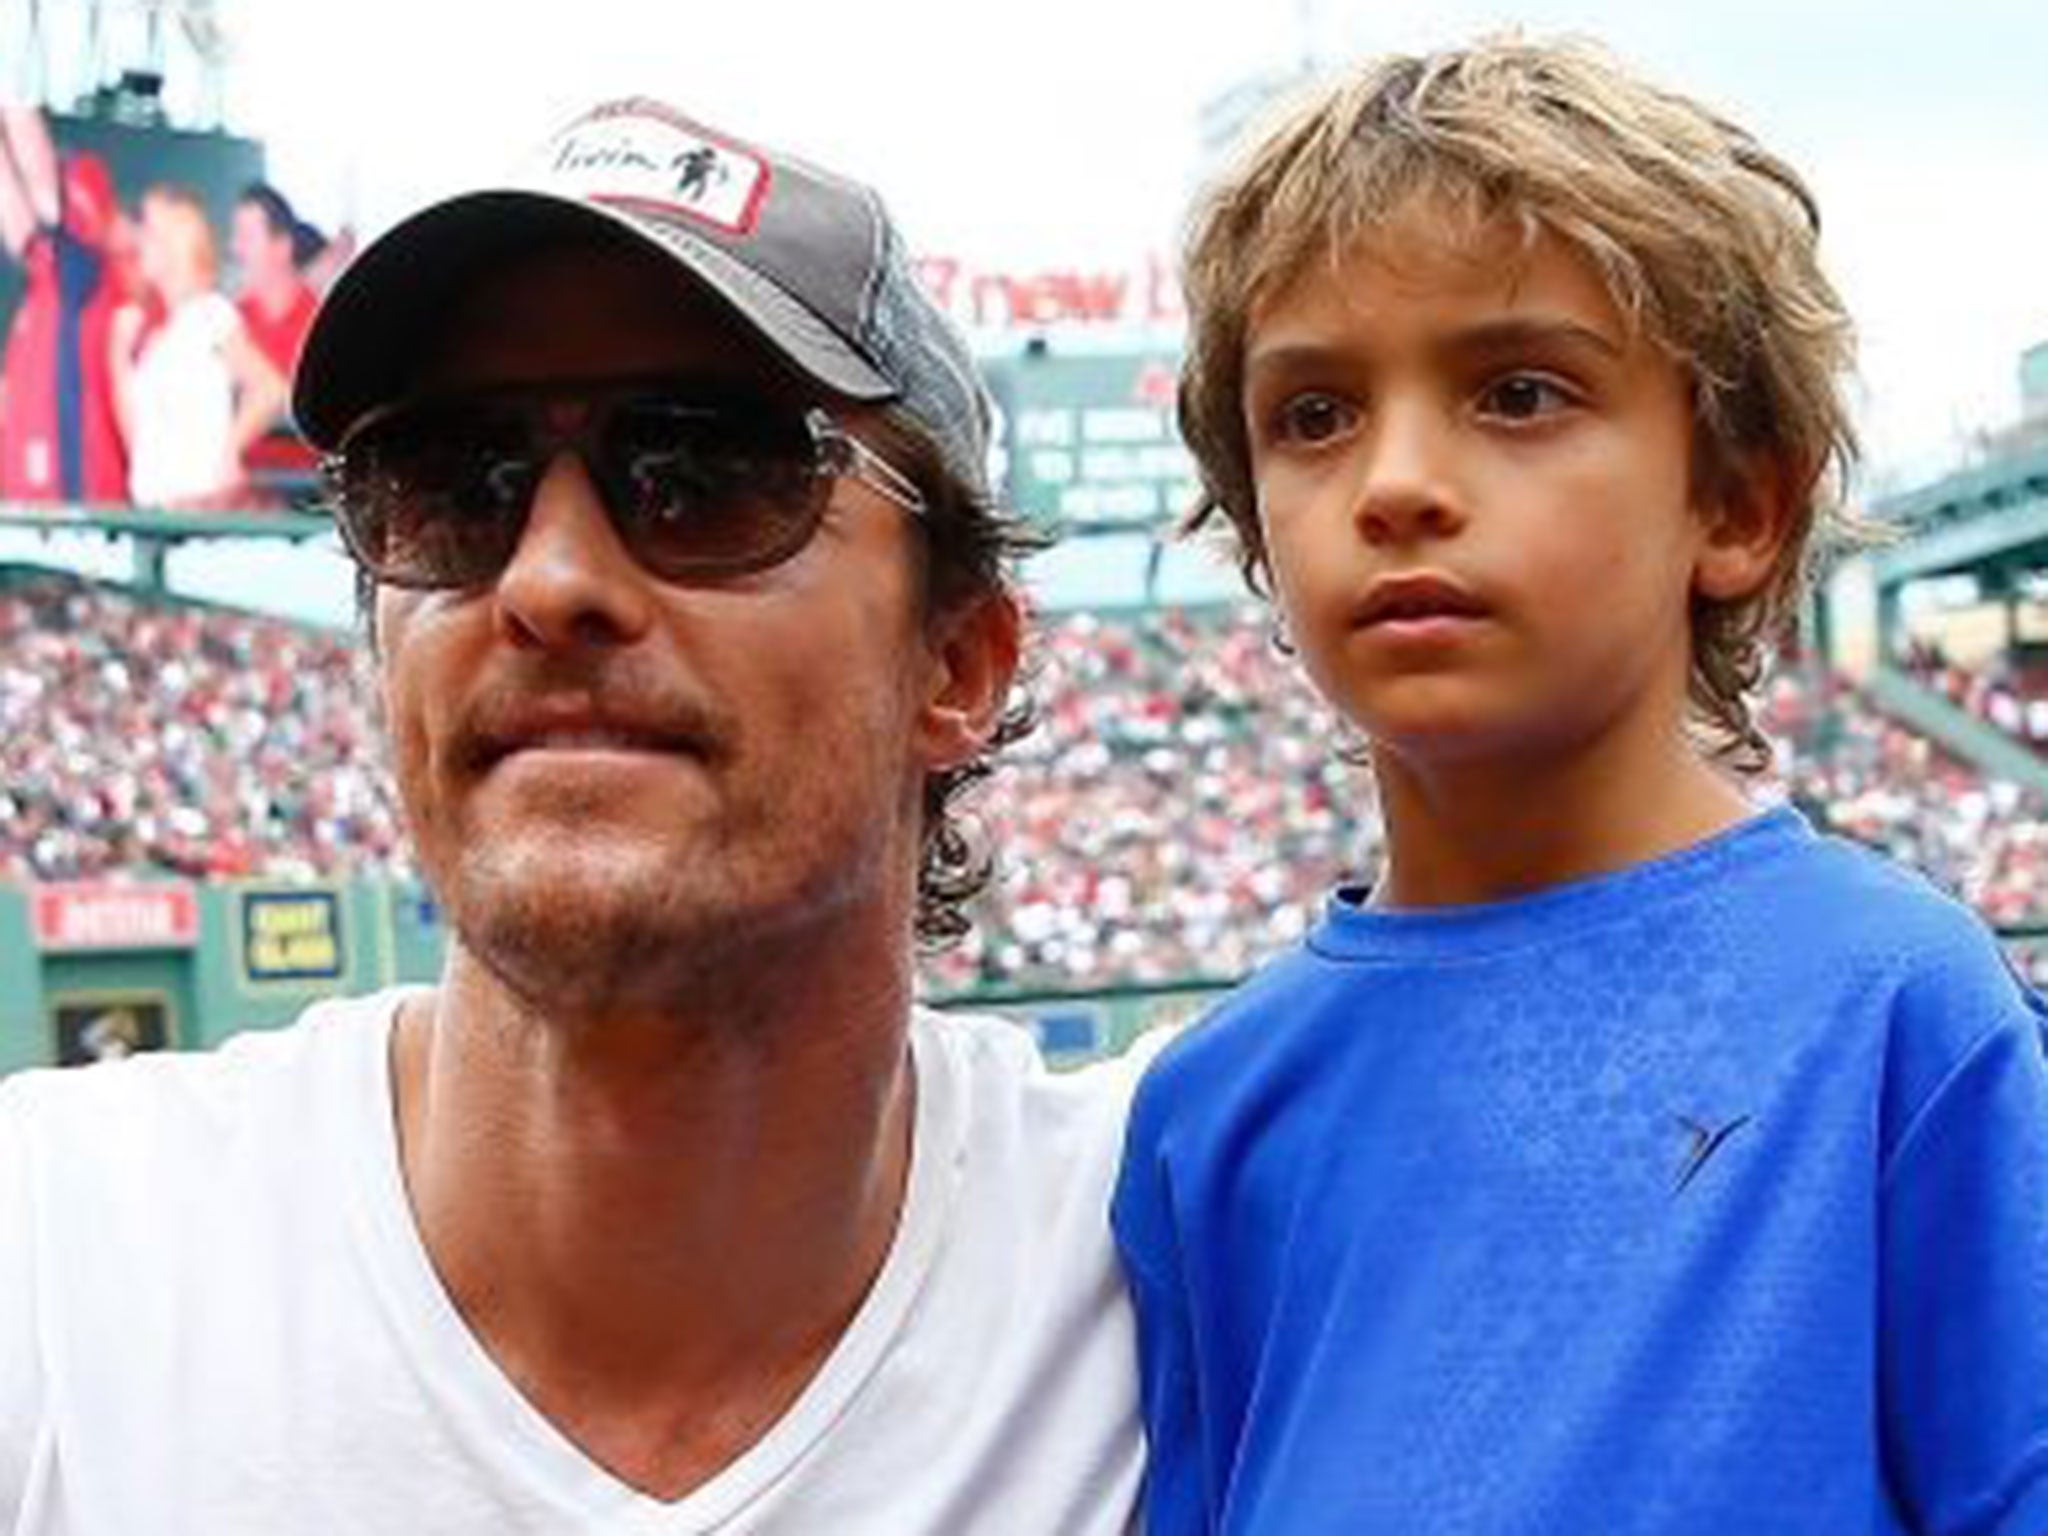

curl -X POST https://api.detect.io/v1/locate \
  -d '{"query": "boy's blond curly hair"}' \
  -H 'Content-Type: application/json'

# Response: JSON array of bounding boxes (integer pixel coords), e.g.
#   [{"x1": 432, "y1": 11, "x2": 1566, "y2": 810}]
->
[{"x1": 1178, "y1": 35, "x2": 1859, "y2": 772}]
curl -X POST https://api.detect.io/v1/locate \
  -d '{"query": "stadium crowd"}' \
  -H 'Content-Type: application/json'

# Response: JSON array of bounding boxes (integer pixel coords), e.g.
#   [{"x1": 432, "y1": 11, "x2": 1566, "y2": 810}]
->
[
  {"x1": 1898, "y1": 638, "x2": 2048, "y2": 754},
  {"x1": 4, "y1": 570, "x2": 2046, "y2": 990},
  {"x1": 922, "y1": 606, "x2": 1368, "y2": 991},
  {"x1": 0, "y1": 572, "x2": 405, "y2": 883},
  {"x1": 1763, "y1": 667, "x2": 2048, "y2": 931}
]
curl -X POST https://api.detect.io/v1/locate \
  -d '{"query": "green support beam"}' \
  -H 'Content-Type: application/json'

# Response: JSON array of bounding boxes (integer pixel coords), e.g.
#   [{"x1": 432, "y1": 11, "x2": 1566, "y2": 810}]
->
[{"x1": 1864, "y1": 668, "x2": 2048, "y2": 796}]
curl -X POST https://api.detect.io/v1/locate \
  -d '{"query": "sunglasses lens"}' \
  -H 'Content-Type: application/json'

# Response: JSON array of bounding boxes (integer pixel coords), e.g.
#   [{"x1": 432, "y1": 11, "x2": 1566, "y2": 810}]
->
[
  {"x1": 340, "y1": 405, "x2": 531, "y2": 588},
  {"x1": 335, "y1": 390, "x2": 840, "y2": 588},
  {"x1": 603, "y1": 402, "x2": 824, "y2": 577}
]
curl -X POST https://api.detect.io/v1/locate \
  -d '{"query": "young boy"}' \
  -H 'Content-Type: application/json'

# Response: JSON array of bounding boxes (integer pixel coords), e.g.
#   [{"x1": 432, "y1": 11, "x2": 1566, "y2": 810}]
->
[{"x1": 1112, "y1": 36, "x2": 2048, "y2": 1535}]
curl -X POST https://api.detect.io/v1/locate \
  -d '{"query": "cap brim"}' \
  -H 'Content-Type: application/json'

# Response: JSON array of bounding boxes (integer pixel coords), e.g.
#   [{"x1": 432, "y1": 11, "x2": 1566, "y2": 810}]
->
[{"x1": 292, "y1": 188, "x2": 894, "y2": 449}]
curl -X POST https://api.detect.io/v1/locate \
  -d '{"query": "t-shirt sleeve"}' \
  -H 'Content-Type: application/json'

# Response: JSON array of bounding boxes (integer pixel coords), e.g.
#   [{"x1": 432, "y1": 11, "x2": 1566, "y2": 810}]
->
[
  {"x1": 1880, "y1": 955, "x2": 2048, "y2": 1536},
  {"x1": 1113, "y1": 1073, "x2": 1214, "y2": 1536},
  {"x1": 0, "y1": 1078, "x2": 46, "y2": 1518}
]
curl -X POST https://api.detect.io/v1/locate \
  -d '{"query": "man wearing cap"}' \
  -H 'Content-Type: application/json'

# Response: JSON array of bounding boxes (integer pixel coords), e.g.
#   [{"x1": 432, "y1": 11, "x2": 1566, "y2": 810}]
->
[{"x1": 0, "y1": 100, "x2": 1146, "y2": 1532}]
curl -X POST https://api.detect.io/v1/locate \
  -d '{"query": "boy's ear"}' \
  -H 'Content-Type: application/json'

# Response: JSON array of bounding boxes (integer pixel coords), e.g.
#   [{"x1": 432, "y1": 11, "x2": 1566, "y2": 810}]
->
[
  {"x1": 919, "y1": 588, "x2": 1024, "y2": 771},
  {"x1": 1694, "y1": 453, "x2": 1799, "y2": 603}
]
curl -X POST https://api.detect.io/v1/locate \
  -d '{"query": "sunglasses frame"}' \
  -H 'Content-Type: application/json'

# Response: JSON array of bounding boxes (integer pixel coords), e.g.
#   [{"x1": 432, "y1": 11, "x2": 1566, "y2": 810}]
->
[{"x1": 322, "y1": 378, "x2": 931, "y2": 591}]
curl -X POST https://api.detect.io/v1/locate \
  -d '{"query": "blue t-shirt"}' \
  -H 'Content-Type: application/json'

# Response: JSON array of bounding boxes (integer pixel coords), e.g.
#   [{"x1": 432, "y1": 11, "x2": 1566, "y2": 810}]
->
[{"x1": 1114, "y1": 808, "x2": 2048, "y2": 1535}]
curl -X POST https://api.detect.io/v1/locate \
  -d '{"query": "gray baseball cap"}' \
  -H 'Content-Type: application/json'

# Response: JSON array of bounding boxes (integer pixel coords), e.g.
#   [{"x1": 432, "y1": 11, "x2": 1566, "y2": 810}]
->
[{"x1": 292, "y1": 97, "x2": 993, "y2": 496}]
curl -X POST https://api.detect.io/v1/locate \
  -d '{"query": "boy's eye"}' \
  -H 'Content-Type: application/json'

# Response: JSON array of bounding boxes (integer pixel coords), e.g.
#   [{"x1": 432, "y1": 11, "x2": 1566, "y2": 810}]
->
[
  {"x1": 1271, "y1": 392, "x2": 1357, "y2": 445},
  {"x1": 1478, "y1": 374, "x2": 1575, "y2": 422}
]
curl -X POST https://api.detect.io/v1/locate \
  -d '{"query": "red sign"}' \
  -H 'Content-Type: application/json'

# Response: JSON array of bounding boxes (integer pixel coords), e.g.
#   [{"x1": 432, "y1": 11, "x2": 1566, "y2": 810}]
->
[
  {"x1": 32, "y1": 882, "x2": 201, "y2": 951},
  {"x1": 915, "y1": 254, "x2": 1184, "y2": 331}
]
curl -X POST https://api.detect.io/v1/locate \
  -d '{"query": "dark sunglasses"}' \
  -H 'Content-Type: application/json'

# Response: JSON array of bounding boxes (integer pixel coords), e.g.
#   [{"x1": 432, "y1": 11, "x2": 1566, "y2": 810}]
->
[{"x1": 323, "y1": 379, "x2": 929, "y2": 590}]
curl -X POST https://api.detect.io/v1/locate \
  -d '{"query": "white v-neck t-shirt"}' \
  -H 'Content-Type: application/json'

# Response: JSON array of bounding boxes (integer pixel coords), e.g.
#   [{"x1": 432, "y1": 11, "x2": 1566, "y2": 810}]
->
[{"x1": 0, "y1": 991, "x2": 1149, "y2": 1534}]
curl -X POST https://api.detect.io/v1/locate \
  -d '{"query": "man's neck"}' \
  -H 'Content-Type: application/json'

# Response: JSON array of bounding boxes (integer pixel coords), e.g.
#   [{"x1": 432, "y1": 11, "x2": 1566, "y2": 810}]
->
[{"x1": 390, "y1": 934, "x2": 918, "y2": 1500}]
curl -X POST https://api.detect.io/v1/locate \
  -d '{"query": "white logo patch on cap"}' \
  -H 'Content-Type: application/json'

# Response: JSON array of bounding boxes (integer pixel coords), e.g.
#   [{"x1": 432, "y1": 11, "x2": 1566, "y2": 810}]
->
[{"x1": 538, "y1": 102, "x2": 770, "y2": 236}]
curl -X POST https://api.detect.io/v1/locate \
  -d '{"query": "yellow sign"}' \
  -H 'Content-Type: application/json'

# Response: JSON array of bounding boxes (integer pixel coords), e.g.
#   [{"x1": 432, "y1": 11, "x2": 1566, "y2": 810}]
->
[{"x1": 242, "y1": 891, "x2": 344, "y2": 982}]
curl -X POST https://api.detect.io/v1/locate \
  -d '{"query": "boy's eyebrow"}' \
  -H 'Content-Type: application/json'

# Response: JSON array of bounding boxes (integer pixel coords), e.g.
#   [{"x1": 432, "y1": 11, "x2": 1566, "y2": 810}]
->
[
  {"x1": 1241, "y1": 342, "x2": 1352, "y2": 385},
  {"x1": 1446, "y1": 315, "x2": 1626, "y2": 360},
  {"x1": 1243, "y1": 316, "x2": 1627, "y2": 382}
]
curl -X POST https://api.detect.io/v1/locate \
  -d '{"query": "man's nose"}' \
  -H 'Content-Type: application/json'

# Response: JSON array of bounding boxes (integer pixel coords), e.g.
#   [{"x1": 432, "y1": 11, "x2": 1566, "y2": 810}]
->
[{"x1": 491, "y1": 452, "x2": 658, "y2": 650}]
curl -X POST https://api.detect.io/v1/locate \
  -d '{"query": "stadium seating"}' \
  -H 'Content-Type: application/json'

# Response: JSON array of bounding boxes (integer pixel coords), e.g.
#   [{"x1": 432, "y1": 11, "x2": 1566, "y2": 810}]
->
[
  {"x1": 4, "y1": 569, "x2": 2045, "y2": 991},
  {"x1": 0, "y1": 570, "x2": 407, "y2": 884}
]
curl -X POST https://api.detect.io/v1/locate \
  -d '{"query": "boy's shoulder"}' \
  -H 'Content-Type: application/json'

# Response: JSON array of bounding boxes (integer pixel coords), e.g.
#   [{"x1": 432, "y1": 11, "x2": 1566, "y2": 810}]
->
[
  {"x1": 1777, "y1": 817, "x2": 1982, "y2": 920},
  {"x1": 1780, "y1": 822, "x2": 2031, "y2": 999},
  {"x1": 1122, "y1": 874, "x2": 1499, "y2": 1137},
  {"x1": 1126, "y1": 939, "x2": 1333, "y2": 1120},
  {"x1": 1589, "y1": 806, "x2": 2019, "y2": 999},
  {"x1": 1793, "y1": 832, "x2": 2048, "y2": 1127}
]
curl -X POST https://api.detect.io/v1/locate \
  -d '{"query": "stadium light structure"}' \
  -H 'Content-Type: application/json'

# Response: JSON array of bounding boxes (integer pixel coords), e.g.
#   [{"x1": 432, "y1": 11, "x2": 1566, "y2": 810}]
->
[{"x1": 11, "y1": 0, "x2": 231, "y2": 129}]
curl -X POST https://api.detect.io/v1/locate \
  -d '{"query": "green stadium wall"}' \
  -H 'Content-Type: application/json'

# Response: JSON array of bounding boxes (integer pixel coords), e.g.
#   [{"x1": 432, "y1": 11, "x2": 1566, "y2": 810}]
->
[
  {"x1": 0, "y1": 875, "x2": 1226, "y2": 1073},
  {"x1": 0, "y1": 877, "x2": 443, "y2": 1071}
]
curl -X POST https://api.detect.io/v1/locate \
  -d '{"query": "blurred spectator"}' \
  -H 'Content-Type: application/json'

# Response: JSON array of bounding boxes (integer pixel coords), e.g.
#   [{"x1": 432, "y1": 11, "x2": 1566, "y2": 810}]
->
[
  {"x1": 0, "y1": 102, "x2": 127, "y2": 504},
  {"x1": 110, "y1": 184, "x2": 287, "y2": 510},
  {"x1": 231, "y1": 180, "x2": 320, "y2": 495}
]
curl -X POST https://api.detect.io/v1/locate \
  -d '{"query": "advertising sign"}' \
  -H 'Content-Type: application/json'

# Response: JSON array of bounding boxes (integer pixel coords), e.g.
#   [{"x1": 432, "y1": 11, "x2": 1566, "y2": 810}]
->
[
  {"x1": 241, "y1": 889, "x2": 345, "y2": 983},
  {"x1": 32, "y1": 882, "x2": 200, "y2": 951},
  {"x1": 985, "y1": 350, "x2": 1198, "y2": 532}
]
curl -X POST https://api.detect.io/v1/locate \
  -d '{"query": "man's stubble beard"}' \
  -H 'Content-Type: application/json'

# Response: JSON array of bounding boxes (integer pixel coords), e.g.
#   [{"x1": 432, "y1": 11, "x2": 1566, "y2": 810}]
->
[
  {"x1": 428, "y1": 789, "x2": 914, "y2": 1028},
  {"x1": 452, "y1": 834, "x2": 720, "y2": 1020}
]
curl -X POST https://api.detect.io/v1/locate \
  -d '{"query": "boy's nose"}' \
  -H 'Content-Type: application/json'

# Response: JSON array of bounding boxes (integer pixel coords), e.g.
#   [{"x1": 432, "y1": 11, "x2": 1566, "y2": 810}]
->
[{"x1": 1351, "y1": 408, "x2": 1466, "y2": 546}]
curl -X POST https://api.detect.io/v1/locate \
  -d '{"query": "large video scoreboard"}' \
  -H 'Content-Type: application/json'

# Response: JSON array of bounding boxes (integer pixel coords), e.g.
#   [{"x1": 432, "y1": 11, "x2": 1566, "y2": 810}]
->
[
  {"x1": 0, "y1": 112, "x2": 264, "y2": 345},
  {"x1": 982, "y1": 348, "x2": 1199, "y2": 535}
]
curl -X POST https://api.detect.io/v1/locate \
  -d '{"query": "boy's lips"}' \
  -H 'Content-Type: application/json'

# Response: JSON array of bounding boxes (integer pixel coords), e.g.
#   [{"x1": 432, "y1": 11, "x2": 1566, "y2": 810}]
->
[{"x1": 1351, "y1": 573, "x2": 1491, "y2": 629}]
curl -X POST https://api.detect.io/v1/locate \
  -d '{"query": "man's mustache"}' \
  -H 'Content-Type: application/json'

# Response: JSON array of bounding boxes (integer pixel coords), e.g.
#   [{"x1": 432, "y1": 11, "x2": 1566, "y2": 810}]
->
[{"x1": 449, "y1": 661, "x2": 736, "y2": 772}]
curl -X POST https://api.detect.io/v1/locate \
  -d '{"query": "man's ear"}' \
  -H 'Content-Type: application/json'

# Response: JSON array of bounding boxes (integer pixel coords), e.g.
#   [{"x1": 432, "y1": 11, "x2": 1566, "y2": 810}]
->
[
  {"x1": 920, "y1": 588, "x2": 1024, "y2": 770},
  {"x1": 1695, "y1": 453, "x2": 1800, "y2": 603}
]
